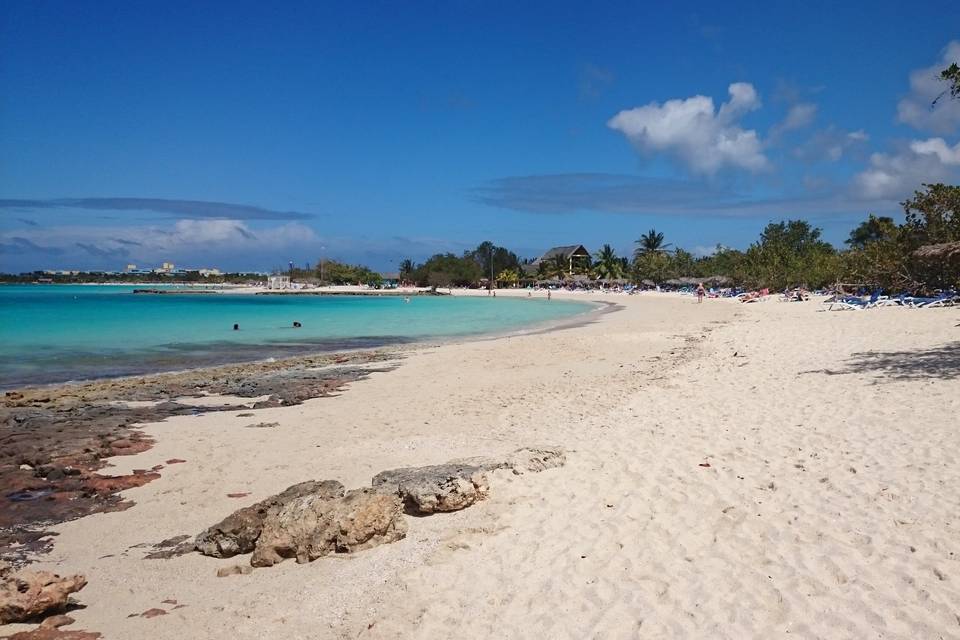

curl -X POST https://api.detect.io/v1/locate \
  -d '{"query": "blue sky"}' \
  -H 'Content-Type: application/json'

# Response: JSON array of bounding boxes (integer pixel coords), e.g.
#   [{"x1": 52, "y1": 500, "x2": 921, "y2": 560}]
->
[{"x1": 2, "y1": 1, "x2": 959, "y2": 272}]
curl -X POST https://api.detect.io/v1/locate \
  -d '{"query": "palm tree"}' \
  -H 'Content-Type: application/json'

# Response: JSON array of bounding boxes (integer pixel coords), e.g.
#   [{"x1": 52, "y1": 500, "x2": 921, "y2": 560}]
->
[
  {"x1": 633, "y1": 229, "x2": 672, "y2": 260},
  {"x1": 538, "y1": 254, "x2": 569, "y2": 279},
  {"x1": 593, "y1": 244, "x2": 624, "y2": 279},
  {"x1": 398, "y1": 259, "x2": 415, "y2": 281}
]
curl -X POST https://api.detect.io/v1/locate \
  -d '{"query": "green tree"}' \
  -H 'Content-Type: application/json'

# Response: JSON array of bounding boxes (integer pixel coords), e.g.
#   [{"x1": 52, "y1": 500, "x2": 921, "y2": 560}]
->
[
  {"x1": 537, "y1": 254, "x2": 570, "y2": 279},
  {"x1": 670, "y1": 248, "x2": 695, "y2": 278},
  {"x1": 846, "y1": 215, "x2": 899, "y2": 248},
  {"x1": 314, "y1": 259, "x2": 382, "y2": 285},
  {"x1": 497, "y1": 268, "x2": 520, "y2": 287},
  {"x1": 841, "y1": 228, "x2": 909, "y2": 291},
  {"x1": 901, "y1": 183, "x2": 960, "y2": 247},
  {"x1": 413, "y1": 253, "x2": 482, "y2": 287},
  {"x1": 467, "y1": 241, "x2": 521, "y2": 285},
  {"x1": 593, "y1": 244, "x2": 624, "y2": 279},
  {"x1": 741, "y1": 220, "x2": 839, "y2": 289},
  {"x1": 632, "y1": 251, "x2": 673, "y2": 284},
  {"x1": 634, "y1": 229, "x2": 671, "y2": 259},
  {"x1": 933, "y1": 62, "x2": 960, "y2": 106},
  {"x1": 900, "y1": 183, "x2": 960, "y2": 290},
  {"x1": 398, "y1": 259, "x2": 415, "y2": 280}
]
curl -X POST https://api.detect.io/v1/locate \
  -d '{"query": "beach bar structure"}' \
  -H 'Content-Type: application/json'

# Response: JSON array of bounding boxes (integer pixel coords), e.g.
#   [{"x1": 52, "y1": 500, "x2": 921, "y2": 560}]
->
[
  {"x1": 380, "y1": 272, "x2": 401, "y2": 288},
  {"x1": 267, "y1": 275, "x2": 291, "y2": 290},
  {"x1": 527, "y1": 245, "x2": 591, "y2": 278}
]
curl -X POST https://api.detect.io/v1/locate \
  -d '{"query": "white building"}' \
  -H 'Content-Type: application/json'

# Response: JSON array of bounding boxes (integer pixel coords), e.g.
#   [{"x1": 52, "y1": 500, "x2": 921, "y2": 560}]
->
[{"x1": 267, "y1": 275, "x2": 291, "y2": 290}]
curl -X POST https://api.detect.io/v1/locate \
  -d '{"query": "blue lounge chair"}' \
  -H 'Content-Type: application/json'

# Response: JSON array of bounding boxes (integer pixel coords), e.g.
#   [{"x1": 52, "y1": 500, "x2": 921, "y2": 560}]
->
[{"x1": 906, "y1": 292, "x2": 959, "y2": 308}]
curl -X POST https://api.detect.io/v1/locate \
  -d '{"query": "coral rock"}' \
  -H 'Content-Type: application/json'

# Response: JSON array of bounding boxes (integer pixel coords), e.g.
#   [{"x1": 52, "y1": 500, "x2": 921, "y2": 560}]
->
[
  {"x1": 485, "y1": 447, "x2": 566, "y2": 475},
  {"x1": 372, "y1": 463, "x2": 489, "y2": 514},
  {"x1": 195, "y1": 480, "x2": 345, "y2": 558},
  {"x1": 251, "y1": 489, "x2": 406, "y2": 567},
  {"x1": 0, "y1": 571, "x2": 87, "y2": 624}
]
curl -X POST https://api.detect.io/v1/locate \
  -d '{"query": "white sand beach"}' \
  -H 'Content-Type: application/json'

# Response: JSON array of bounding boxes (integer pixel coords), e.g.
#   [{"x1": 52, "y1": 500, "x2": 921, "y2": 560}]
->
[{"x1": 7, "y1": 292, "x2": 960, "y2": 639}]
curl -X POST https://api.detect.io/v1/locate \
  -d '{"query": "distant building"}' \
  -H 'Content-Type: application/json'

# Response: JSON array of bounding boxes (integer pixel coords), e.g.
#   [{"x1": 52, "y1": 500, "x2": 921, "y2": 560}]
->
[
  {"x1": 528, "y1": 245, "x2": 591, "y2": 277},
  {"x1": 125, "y1": 263, "x2": 137, "y2": 272},
  {"x1": 198, "y1": 268, "x2": 222, "y2": 277},
  {"x1": 267, "y1": 275, "x2": 291, "y2": 290},
  {"x1": 380, "y1": 272, "x2": 400, "y2": 288}
]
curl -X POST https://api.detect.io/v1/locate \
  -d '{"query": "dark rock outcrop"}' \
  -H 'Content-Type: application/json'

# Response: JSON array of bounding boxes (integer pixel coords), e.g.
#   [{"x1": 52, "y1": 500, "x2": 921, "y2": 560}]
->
[
  {"x1": 195, "y1": 480, "x2": 345, "y2": 558},
  {"x1": 1, "y1": 351, "x2": 397, "y2": 568},
  {"x1": 250, "y1": 489, "x2": 406, "y2": 567}
]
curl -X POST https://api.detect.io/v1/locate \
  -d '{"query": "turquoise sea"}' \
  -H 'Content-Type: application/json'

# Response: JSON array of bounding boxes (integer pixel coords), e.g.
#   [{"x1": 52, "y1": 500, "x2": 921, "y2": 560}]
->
[{"x1": 0, "y1": 285, "x2": 593, "y2": 388}]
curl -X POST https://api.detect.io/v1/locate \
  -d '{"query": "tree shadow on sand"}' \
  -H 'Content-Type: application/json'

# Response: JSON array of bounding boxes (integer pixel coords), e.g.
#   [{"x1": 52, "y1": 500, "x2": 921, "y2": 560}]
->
[{"x1": 802, "y1": 341, "x2": 960, "y2": 381}]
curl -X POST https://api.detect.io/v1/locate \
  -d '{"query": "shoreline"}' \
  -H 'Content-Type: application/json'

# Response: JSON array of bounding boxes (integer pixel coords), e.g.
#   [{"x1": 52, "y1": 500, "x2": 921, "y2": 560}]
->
[
  {"x1": 0, "y1": 293, "x2": 613, "y2": 567},
  {"x1": 1, "y1": 291, "x2": 735, "y2": 638},
  {"x1": 4, "y1": 294, "x2": 957, "y2": 638},
  {"x1": 0, "y1": 293, "x2": 603, "y2": 391},
  {"x1": 0, "y1": 350, "x2": 401, "y2": 569}
]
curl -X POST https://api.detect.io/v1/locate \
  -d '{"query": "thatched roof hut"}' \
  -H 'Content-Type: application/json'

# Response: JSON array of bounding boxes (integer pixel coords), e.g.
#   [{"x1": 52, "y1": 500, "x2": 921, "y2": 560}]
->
[{"x1": 913, "y1": 241, "x2": 960, "y2": 261}]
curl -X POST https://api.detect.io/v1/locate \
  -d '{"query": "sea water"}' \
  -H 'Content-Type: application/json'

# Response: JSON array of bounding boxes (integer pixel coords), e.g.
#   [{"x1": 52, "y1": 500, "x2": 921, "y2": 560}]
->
[{"x1": 0, "y1": 285, "x2": 593, "y2": 387}]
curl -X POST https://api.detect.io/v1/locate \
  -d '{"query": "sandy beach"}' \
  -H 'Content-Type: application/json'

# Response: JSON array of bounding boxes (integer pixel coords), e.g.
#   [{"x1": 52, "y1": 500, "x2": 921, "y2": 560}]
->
[{"x1": 3, "y1": 291, "x2": 959, "y2": 639}]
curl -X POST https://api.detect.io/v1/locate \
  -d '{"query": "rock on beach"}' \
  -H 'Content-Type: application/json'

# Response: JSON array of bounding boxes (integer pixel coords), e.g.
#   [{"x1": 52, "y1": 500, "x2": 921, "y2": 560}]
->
[
  {"x1": 250, "y1": 488, "x2": 407, "y2": 567},
  {"x1": 0, "y1": 569, "x2": 87, "y2": 624},
  {"x1": 195, "y1": 480, "x2": 345, "y2": 558}
]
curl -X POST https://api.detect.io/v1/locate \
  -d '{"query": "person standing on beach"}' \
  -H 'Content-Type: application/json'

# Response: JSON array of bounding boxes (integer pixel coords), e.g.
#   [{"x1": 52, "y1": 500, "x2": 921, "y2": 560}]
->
[{"x1": 696, "y1": 282, "x2": 705, "y2": 303}]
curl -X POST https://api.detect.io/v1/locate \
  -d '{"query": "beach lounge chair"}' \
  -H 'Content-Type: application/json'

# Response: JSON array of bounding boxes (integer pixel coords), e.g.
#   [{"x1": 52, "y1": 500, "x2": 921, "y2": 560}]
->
[
  {"x1": 826, "y1": 291, "x2": 881, "y2": 311},
  {"x1": 825, "y1": 297, "x2": 867, "y2": 310},
  {"x1": 906, "y1": 292, "x2": 959, "y2": 308},
  {"x1": 870, "y1": 294, "x2": 907, "y2": 307}
]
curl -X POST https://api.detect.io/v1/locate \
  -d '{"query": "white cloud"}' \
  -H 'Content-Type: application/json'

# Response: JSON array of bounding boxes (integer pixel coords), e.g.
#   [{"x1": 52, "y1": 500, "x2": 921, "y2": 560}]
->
[
  {"x1": 0, "y1": 219, "x2": 320, "y2": 270},
  {"x1": 794, "y1": 127, "x2": 870, "y2": 162},
  {"x1": 897, "y1": 41, "x2": 960, "y2": 134},
  {"x1": 607, "y1": 82, "x2": 769, "y2": 175},
  {"x1": 854, "y1": 137, "x2": 960, "y2": 199},
  {"x1": 910, "y1": 137, "x2": 960, "y2": 164},
  {"x1": 770, "y1": 103, "x2": 817, "y2": 140}
]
